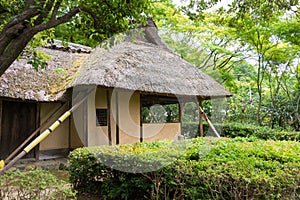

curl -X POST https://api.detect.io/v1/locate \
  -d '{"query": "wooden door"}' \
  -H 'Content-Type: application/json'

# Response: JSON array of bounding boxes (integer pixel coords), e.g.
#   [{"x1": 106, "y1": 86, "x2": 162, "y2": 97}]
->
[{"x1": 0, "y1": 101, "x2": 37, "y2": 160}]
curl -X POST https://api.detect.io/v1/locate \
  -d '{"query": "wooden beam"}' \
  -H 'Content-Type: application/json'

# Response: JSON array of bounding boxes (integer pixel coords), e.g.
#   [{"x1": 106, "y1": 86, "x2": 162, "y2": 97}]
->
[
  {"x1": 140, "y1": 95, "x2": 143, "y2": 142},
  {"x1": 141, "y1": 94, "x2": 180, "y2": 106},
  {"x1": 199, "y1": 100, "x2": 204, "y2": 137},
  {"x1": 106, "y1": 90, "x2": 112, "y2": 145},
  {"x1": 115, "y1": 91, "x2": 119, "y2": 145},
  {"x1": 68, "y1": 101, "x2": 72, "y2": 151},
  {"x1": 179, "y1": 102, "x2": 183, "y2": 137},
  {"x1": 0, "y1": 99, "x2": 2, "y2": 146},
  {"x1": 83, "y1": 99, "x2": 88, "y2": 146},
  {"x1": 35, "y1": 103, "x2": 40, "y2": 160}
]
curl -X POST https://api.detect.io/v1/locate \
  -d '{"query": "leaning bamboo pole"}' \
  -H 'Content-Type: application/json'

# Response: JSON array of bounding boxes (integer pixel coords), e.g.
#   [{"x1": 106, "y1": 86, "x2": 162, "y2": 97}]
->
[
  {"x1": 0, "y1": 91, "x2": 91, "y2": 175},
  {"x1": 199, "y1": 106, "x2": 220, "y2": 138},
  {"x1": 4, "y1": 102, "x2": 68, "y2": 163}
]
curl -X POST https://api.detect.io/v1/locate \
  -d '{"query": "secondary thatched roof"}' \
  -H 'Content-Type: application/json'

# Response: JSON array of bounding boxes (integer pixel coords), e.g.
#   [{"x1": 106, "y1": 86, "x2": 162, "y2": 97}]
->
[
  {"x1": 72, "y1": 20, "x2": 231, "y2": 99},
  {"x1": 0, "y1": 41, "x2": 91, "y2": 101}
]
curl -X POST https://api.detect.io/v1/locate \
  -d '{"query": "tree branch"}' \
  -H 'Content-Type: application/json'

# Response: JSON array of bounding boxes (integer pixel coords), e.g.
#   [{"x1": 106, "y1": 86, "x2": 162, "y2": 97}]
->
[
  {"x1": 33, "y1": 5, "x2": 107, "y2": 33},
  {"x1": 200, "y1": 50, "x2": 215, "y2": 69},
  {"x1": 0, "y1": 29, "x2": 36, "y2": 76},
  {"x1": 34, "y1": 0, "x2": 55, "y2": 25},
  {"x1": 0, "y1": 23, "x2": 27, "y2": 55},
  {"x1": 217, "y1": 55, "x2": 234, "y2": 69},
  {"x1": 2, "y1": 8, "x2": 40, "y2": 32},
  {"x1": 33, "y1": 6, "x2": 82, "y2": 32},
  {"x1": 51, "y1": 0, "x2": 62, "y2": 21}
]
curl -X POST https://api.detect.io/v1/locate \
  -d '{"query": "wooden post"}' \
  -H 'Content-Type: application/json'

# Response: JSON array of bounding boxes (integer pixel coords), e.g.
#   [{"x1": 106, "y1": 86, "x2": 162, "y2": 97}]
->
[
  {"x1": 35, "y1": 103, "x2": 41, "y2": 160},
  {"x1": 178, "y1": 102, "x2": 183, "y2": 137},
  {"x1": 83, "y1": 99, "x2": 88, "y2": 146},
  {"x1": 68, "y1": 102, "x2": 72, "y2": 152},
  {"x1": 199, "y1": 100, "x2": 204, "y2": 137},
  {"x1": 115, "y1": 91, "x2": 119, "y2": 145},
  {"x1": 106, "y1": 90, "x2": 112, "y2": 145},
  {"x1": 140, "y1": 95, "x2": 143, "y2": 142},
  {"x1": 0, "y1": 100, "x2": 2, "y2": 148}
]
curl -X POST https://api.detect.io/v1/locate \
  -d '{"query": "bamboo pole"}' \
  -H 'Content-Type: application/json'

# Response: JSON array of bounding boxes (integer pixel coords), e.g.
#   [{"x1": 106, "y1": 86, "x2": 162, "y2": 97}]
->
[
  {"x1": 199, "y1": 106, "x2": 220, "y2": 138},
  {"x1": 0, "y1": 91, "x2": 91, "y2": 175},
  {"x1": 4, "y1": 102, "x2": 68, "y2": 163},
  {"x1": 199, "y1": 100, "x2": 204, "y2": 137}
]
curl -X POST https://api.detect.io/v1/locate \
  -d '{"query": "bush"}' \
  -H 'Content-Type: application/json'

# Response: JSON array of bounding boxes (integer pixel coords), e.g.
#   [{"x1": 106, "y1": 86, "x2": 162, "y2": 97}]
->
[
  {"x1": 68, "y1": 140, "x2": 187, "y2": 197},
  {"x1": 182, "y1": 122, "x2": 300, "y2": 141},
  {"x1": 0, "y1": 169, "x2": 77, "y2": 200},
  {"x1": 68, "y1": 138, "x2": 300, "y2": 200},
  {"x1": 219, "y1": 123, "x2": 300, "y2": 141}
]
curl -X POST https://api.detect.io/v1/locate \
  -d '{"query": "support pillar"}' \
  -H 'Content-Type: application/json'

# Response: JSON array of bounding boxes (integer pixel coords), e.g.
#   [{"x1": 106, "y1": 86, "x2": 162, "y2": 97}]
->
[
  {"x1": 106, "y1": 90, "x2": 112, "y2": 145},
  {"x1": 179, "y1": 102, "x2": 183, "y2": 137},
  {"x1": 140, "y1": 95, "x2": 143, "y2": 142},
  {"x1": 199, "y1": 100, "x2": 204, "y2": 137}
]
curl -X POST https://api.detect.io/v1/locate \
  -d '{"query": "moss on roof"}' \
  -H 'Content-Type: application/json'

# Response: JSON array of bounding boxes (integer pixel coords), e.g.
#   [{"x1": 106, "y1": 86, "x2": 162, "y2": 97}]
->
[{"x1": 0, "y1": 43, "x2": 90, "y2": 101}]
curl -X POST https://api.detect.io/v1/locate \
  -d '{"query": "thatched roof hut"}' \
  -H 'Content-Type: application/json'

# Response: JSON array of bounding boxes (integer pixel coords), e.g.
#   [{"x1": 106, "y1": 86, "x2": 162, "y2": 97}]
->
[
  {"x1": 72, "y1": 19, "x2": 231, "y2": 100},
  {"x1": 0, "y1": 19, "x2": 232, "y2": 158}
]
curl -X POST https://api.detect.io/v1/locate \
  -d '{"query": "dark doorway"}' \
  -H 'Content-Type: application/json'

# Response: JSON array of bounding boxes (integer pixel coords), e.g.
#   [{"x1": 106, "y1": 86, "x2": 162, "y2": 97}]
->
[{"x1": 0, "y1": 101, "x2": 37, "y2": 160}]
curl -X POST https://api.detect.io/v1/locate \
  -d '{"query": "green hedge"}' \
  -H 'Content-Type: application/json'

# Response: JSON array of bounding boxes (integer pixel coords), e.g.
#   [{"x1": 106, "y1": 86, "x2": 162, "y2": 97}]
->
[
  {"x1": 182, "y1": 122, "x2": 300, "y2": 141},
  {"x1": 68, "y1": 138, "x2": 300, "y2": 199}
]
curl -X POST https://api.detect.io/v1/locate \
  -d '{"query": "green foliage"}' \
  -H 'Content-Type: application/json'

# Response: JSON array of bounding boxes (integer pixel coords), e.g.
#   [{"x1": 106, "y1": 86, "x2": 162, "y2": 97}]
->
[
  {"x1": 180, "y1": 0, "x2": 299, "y2": 22},
  {"x1": 51, "y1": 0, "x2": 151, "y2": 47},
  {"x1": 69, "y1": 141, "x2": 185, "y2": 197},
  {"x1": 153, "y1": 1, "x2": 300, "y2": 130},
  {"x1": 26, "y1": 50, "x2": 52, "y2": 71},
  {"x1": 0, "y1": 0, "x2": 152, "y2": 76},
  {"x1": 68, "y1": 138, "x2": 300, "y2": 199},
  {"x1": 0, "y1": 1, "x2": 25, "y2": 28},
  {"x1": 182, "y1": 122, "x2": 300, "y2": 141},
  {"x1": 271, "y1": 18, "x2": 300, "y2": 47},
  {"x1": 219, "y1": 123, "x2": 300, "y2": 141},
  {"x1": 0, "y1": 0, "x2": 151, "y2": 44},
  {"x1": 0, "y1": 169, "x2": 77, "y2": 200}
]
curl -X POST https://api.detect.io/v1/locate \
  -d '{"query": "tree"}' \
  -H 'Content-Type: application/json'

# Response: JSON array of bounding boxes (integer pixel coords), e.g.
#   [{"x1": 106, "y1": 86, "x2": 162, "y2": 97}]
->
[
  {"x1": 159, "y1": 0, "x2": 299, "y2": 128},
  {"x1": 0, "y1": 0, "x2": 151, "y2": 76},
  {"x1": 181, "y1": 0, "x2": 299, "y2": 20}
]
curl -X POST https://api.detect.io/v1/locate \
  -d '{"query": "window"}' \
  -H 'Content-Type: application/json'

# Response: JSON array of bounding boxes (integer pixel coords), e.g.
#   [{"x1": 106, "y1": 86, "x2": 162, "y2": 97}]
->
[
  {"x1": 141, "y1": 94, "x2": 180, "y2": 123},
  {"x1": 142, "y1": 104, "x2": 179, "y2": 123},
  {"x1": 96, "y1": 109, "x2": 107, "y2": 126}
]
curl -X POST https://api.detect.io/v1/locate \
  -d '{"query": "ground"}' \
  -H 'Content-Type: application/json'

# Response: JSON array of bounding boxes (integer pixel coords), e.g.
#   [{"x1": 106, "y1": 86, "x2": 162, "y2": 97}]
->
[{"x1": 9, "y1": 157, "x2": 102, "y2": 199}]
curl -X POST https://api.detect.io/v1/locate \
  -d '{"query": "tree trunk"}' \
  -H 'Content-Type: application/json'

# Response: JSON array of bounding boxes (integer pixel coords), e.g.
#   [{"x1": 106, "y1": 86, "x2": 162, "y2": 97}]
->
[
  {"x1": 0, "y1": 3, "x2": 82, "y2": 77},
  {"x1": 0, "y1": 30, "x2": 35, "y2": 76},
  {"x1": 256, "y1": 55, "x2": 263, "y2": 125}
]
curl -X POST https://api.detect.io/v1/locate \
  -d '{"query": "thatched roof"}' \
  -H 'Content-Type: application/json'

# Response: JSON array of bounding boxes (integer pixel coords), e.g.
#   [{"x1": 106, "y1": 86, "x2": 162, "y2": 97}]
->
[
  {"x1": 0, "y1": 41, "x2": 91, "y2": 101},
  {"x1": 0, "y1": 19, "x2": 231, "y2": 101},
  {"x1": 72, "y1": 20, "x2": 232, "y2": 99}
]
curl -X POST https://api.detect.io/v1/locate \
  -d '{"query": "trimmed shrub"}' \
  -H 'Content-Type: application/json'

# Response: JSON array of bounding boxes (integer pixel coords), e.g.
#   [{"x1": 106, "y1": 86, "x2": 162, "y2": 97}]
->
[
  {"x1": 182, "y1": 122, "x2": 300, "y2": 141},
  {"x1": 68, "y1": 138, "x2": 300, "y2": 200},
  {"x1": 68, "y1": 140, "x2": 188, "y2": 197},
  {"x1": 0, "y1": 169, "x2": 77, "y2": 200}
]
